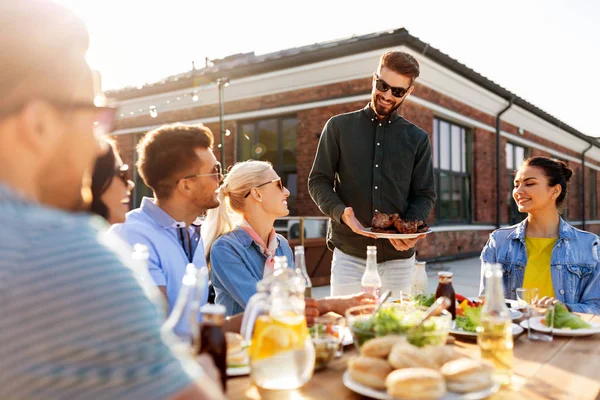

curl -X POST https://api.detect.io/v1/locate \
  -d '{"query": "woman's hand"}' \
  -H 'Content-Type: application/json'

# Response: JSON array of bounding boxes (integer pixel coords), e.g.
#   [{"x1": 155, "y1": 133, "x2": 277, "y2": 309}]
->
[
  {"x1": 535, "y1": 296, "x2": 562, "y2": 308},
  {"x1": 305, "y1": 297, "x2": 319, "y2": 327}
]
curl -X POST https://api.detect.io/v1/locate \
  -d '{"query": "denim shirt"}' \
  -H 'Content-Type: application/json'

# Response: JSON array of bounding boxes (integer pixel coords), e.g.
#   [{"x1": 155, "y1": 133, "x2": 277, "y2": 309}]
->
[
  {"x1": 209, "y1": 227, "x2": 295, "y2": 316},
  {"x1": 480, "y1": 218, "x2": 600, "y2": 314}
]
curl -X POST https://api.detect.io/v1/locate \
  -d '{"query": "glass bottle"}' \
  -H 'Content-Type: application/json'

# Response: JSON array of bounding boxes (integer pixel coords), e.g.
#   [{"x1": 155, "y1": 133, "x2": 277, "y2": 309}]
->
[
  {"x1": 411, "y1": 261, "x2": 429, "y2": 297},
  {"x1": 360, "y1": 246, "x2": 381, "y2": 298},
  {"x1": 435, "y1": 272, "x2": 456, "y2": 319},
  {"x1": 161, "y1": 264, "x2": 208, "y2": 349},
  {"x1": 198, "y1": 304, "x2": 227, "y2": 392},
  {"x1": 295, "y1": 245, "x2": 313, "y2": 298},
  {"x1": 477, "y1": 263, "x2": 513, "y2": 385}
]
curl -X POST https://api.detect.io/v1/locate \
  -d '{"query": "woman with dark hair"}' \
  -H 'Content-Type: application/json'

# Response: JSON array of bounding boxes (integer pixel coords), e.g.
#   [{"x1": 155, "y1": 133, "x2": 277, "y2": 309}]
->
[
  {"x1": 91, "y1": 139, "x2": 134, "y2": 224},
  {"x1": 481, "y1": 156, "x2": 600, "y2": 314}
]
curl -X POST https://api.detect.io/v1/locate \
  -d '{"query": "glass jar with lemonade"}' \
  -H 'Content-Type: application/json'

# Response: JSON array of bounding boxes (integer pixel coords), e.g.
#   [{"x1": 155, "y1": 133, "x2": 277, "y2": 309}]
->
[{"x1": 241, "y1": 257, "x2": 315, "y2": 390}]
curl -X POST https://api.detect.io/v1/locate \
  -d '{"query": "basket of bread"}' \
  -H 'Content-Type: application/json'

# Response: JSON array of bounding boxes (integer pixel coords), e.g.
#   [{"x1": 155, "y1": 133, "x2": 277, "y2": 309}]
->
[{"x1": 344, "y1": 336, "x2": 499, "y2": 399}]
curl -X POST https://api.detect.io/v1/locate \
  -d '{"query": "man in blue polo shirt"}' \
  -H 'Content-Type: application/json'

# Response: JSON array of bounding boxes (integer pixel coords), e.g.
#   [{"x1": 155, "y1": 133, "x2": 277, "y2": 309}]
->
[
  {"x1": 111, "y1": 124, "x2": 222, "y2": 316},
  {"x1": 0, "y1": 2, "x2": 223, "y2": 399}
]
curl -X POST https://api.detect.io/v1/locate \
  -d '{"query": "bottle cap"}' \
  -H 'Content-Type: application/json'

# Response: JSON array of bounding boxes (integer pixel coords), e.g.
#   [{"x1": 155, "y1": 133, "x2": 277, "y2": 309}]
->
[
  {"x1": 200, "y1": 304, "x2": 226, "y2": 316},
  {"x1": 438, "y1": 271, "x2": 453, "y2": 278},
  {"x1": 294, "y1": 245, "x2": 305, "y2": 254}
]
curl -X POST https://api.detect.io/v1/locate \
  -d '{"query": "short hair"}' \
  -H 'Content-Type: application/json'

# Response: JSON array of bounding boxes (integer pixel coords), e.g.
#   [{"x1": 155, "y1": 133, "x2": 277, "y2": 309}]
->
[
  {"x1": 379, "y1": 51, "x2": 420, "y2": 83},
  {"x1": 521, "y1": 156, "x2": 573, "y2": 209},
  {"x1": 136, "y1": 123, "x2": 214, "y2": 199},
  {"x1": 0, "y1": 0, "x2": 90, "y2": 112}
]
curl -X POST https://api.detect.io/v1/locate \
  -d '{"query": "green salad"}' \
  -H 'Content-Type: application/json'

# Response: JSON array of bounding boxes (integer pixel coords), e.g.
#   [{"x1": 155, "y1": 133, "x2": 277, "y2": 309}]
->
[
  {"x1": 350, "y1": 307, "x2": 449, "y2": 347},
  {"x1": 414, "y1": 293, "x2": 436, "y2": 307},
  {"x1": 455, "y1": 306, "x2": 482, "y2": 332},
  {"x1": 547, "y1": 304, "x2": 591, "y2": 329}
]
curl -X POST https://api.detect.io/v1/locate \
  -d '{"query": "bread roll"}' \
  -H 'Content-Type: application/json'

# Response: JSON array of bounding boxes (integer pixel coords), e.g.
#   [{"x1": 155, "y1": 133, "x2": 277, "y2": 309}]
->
[
  {"x1": 348, "y1": 356, "x2": 393, "y2": 390},
  {"x1": 440, "y1": 358, "x2": 494, "y2": 393},
  {"x1": 423, "y1": 345, "x2": 462, "y2": 368},
  {"x1": 386, "y1": 368, "x2": 446, "y2": 399},
  {"x1": 226, "y1": 332, "x2": 248, "y2": 366},
  {"x1": 387, "y1": 342, "x2": 438, "y2": 370},
  {"x1": 360, "y1": 335, "x2": 406, "y2": 359}
]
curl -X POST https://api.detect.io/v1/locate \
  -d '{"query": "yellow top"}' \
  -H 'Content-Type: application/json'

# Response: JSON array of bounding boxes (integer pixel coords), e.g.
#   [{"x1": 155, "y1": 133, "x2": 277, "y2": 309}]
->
[{"x1": 523, "y1": 237, "x2": 557, "y2": 298}]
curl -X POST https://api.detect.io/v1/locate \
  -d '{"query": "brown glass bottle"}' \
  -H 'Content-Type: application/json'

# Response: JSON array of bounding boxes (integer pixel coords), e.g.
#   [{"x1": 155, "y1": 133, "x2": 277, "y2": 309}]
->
[
  {"x1": 197, "y1": 304, "x2": 227, "y2": 392},
  {"x1": 435, "y1": 272, "x2": 456, "y2": 319}
]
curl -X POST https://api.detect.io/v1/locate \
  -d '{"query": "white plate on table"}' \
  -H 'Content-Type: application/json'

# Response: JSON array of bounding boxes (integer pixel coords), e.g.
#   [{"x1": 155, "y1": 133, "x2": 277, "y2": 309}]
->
[
  {"x1": 362, "y1": 228, "x2": 433, "y2": 239},
  {"x1": 465, "y1": 298, "x2": 523, "y2": 321},
  {"x1": 520, "y1": 317, "x2": 600, "y2": 337},
  {"x1": 227, "y1": 365, "x2": 250, "y2": 377},
  {"x1": 450, "y1": 321, "x2": 524, "y2": 339},
  {"x1": 342, "y1": 327, "x2": 354, "y2": 346},
  {"x1": 343, "y1": 370, "x2": 500, "y2": 400}
]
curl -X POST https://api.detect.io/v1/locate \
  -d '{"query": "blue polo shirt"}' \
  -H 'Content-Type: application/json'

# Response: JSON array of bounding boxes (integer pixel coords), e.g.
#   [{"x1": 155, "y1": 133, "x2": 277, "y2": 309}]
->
[{"x1": 110, "y1": 197, "x2": 208, "y2": 319}]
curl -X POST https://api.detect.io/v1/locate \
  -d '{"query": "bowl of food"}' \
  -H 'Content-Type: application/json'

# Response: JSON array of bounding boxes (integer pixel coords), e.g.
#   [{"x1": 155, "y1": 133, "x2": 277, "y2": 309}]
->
[
  {"x1": 309, "y1": 315, "x2": 346, "y2": 370},
  {"x1": 345, "y1": 303, "x2": 451, "y2": 349}
]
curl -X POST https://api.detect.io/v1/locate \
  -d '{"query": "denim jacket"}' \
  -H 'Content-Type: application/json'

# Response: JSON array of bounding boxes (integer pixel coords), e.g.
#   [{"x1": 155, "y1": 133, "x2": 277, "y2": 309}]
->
[
  {"x1": 480, "y1": 218, "x2": 600, "y2": 315},
  {"x1": 209, "y1": 227, "x2": 294, "y2": 316}
]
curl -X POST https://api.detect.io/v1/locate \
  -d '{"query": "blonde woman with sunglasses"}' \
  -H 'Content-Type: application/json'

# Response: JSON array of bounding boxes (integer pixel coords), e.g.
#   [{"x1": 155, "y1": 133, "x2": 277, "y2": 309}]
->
[{"x1": 203, "y1": 160, "x2": 375, "y2": 320}]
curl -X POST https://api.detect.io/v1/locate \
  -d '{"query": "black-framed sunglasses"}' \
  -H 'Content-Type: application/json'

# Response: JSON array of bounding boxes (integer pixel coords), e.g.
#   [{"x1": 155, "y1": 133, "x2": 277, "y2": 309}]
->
[
  {"x1": 244, "y1": 178, "x2": 283, "y2": 198},
  {"x1": 0, "y1": 99, "x2": 117, "y2": 138},
  {"x1": 177, "y1": 163, "x2": 223, "y2": 183},
  {"x1": 374, "y1": 74, "x2": 411, "y2": 98}
]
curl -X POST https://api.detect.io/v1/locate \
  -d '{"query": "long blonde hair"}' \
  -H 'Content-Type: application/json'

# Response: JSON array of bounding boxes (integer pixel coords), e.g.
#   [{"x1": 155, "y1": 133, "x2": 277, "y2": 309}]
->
[{"x1": 202, "y1": 160, "x2": 274, "y2": 259}]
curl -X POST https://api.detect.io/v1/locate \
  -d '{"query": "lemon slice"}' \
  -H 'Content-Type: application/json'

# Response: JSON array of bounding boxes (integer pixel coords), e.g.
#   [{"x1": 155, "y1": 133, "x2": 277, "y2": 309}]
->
[{"x1": 252, "y1": 324, "x2": 300, "y2": 360}]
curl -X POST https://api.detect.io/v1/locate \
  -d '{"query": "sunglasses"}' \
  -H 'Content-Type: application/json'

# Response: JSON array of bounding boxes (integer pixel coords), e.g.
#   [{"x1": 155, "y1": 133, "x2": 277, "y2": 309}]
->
[
  {"x1": 244, "y1": 178, "x2": 283, "y2": 198},
  {"x1": 0, "y1": 99, "x2": 117, "y2": 138},
  {"x1": 374, "y1": 74, "x2": 411, "y2": 98},
  {"x1": 116, "y1": 164, "x2": 130, "y2": 186},
  {"x1": 178, "y1": 163, "x2": 223, "y2": 183}
]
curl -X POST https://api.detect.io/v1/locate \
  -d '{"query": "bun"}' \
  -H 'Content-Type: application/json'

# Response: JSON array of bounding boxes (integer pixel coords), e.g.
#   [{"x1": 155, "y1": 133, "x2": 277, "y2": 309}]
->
[
  {"x1": 440, "y1": 358, "x2": 494, "y2": 393},
  {"x1": 561, "y1": 164, "x2": 573, "y2": 182},
  {"x1": 388, "y1": 342, "x2": 438, "y2": 370},
  {"x1": 348, "y1": 356, "x2": 393, "y2": 390},
  {"x1": 360, "y1": 335, "x2": 406, "y2": 359},
  {"x1": 386, "y1": 368, "x2": 446, "y2": 399},
  {"x1": 226, "y1": 333, "x2": 248, "y2": 366},
  {"x1": 423, "y1": 345, "x2": 462, "y2": 368}
]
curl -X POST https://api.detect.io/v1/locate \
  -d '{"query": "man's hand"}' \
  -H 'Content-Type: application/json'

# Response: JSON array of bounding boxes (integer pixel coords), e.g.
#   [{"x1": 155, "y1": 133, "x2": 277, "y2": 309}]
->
[
  {"x1": 196, "y1": 354, "x2": 220, "y2": 384},
  {"x1": 305, "y1": 297, "x2": 319, "y2": 327},
  {"x1": 321, "y1": 292, "x2": 378, "y2": 316},
  {"x1": 341, "y1": 207, "x2": 377, "y2": 238},
  {"x1": 389, "y1": 234, "x2": 426, "y2": 251}
]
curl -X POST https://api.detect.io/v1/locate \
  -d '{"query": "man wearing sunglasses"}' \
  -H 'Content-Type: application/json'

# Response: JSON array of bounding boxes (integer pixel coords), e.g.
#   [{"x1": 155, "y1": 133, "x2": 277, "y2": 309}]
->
[
  {"x1": 309, "y1": 51, "x2": 436, "y2": 297},
  {"x1": 0, "y1": 2, "x2": 223, "y2": 400},
  {"x1": 110, "y1": 124, "x2": 223, "y2": 320}
]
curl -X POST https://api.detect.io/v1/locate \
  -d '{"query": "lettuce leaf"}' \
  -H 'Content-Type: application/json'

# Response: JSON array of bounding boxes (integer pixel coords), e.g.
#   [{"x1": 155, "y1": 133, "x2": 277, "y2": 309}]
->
[
  {"x1": 549, "y1": 303, "x2": 591, "y2": 329},
  {"x1": 415, "y1": 293, "x2": 436, "y2": 307},
  {"x1": 455, "y1": 306, "x2": 481, "y2": 332}
]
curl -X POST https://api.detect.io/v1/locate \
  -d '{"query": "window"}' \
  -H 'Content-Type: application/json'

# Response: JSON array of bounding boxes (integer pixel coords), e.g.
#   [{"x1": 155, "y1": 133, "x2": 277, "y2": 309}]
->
[
  {"x1": 433, "y1": 118, "x2": 471, "y2": 223},
  {"x1": 506, "y1": 142, "x2": 528, "y2": 225},
  {"x1": 591, "y1": 170, "x2": 597, "y2": 220},
  {"x1": 238, "y1": 116, "x2": 298, "y2": 215}
]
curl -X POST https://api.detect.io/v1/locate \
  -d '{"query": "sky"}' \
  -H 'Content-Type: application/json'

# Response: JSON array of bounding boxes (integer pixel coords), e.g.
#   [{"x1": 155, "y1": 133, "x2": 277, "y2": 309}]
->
[{"x1": 55, "y1": 0, "x2": 599, "y2": 137}]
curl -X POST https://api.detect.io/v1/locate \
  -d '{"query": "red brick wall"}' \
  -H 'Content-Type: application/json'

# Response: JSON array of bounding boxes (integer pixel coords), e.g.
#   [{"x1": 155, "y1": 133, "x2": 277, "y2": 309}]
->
[{"x1": 111, "y1": 76, "x2": 600, "y2": 259}]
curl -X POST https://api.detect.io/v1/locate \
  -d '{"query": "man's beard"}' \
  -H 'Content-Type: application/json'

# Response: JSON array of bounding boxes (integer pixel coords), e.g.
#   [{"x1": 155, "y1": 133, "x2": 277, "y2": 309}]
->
[{"x1": 372, "y1": 93, "x2": 405, "y2": 117}]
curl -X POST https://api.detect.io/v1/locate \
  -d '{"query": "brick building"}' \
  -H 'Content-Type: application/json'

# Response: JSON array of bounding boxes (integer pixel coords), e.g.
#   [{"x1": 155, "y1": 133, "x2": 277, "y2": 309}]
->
[{"x1": 108, "y1": 28, "x2": 600, "y2": 262}]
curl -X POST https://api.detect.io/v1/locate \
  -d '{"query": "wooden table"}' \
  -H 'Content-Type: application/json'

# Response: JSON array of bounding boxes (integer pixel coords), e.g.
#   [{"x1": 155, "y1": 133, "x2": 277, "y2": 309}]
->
[{"x1": 228, "y1": 313, "x2": 600, "y2": 400}]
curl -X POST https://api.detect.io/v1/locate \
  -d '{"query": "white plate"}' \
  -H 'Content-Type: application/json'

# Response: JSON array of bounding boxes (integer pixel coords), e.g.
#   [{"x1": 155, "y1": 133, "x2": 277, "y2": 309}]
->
[
  {"x1": 520, "y1": 317, "x2": 600, "y2": 337},
  {"x1": 342, "y1": 327, "x2": 354, "y2": 346},
  {"x1": 362, "y1": 228, "x2": 433, "y2": 239},
  {"x1": 450, "y1": 321, "x2": 524, "y2": 339},
  {"x1": 509, "y1": 309, "x2": 524, "y2": 320},
  {"x1": 227, "y1": 365, "x2": 250, "y2": 377},
  {"x1": 342, "y1": 370, "x2": 500, "y2": 400}
]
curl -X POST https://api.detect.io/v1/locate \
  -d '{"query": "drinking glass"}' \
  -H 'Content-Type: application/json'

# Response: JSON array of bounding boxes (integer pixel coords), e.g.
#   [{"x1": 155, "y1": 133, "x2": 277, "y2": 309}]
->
[
  {"x1": 516, "y1": 287, "x2": 539, "y2": 310},
  {"x1": 311, "y1": 314, "x2": 346, "y2": 360},
  {"x1": 527, "y1": 304, "x2": 554, "y2": 342}
]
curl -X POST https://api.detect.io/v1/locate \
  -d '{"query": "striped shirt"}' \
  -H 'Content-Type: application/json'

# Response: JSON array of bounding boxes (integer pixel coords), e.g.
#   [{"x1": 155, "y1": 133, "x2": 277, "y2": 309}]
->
[{"x1": 0, "y1": 185, "x2": 200, "y2": 399}]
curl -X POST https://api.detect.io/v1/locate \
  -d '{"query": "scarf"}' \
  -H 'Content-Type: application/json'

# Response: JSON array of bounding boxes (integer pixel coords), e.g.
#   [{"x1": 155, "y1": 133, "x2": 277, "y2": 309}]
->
[{"x1": 239, "y1": 220, "x2": 279, "y2": 278}]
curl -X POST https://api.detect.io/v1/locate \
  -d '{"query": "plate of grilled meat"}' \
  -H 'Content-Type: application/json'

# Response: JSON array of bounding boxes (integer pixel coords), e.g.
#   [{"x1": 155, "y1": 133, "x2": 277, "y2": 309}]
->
[{"x1": 364, "y1": 211, "x2": 432, "y2": 239}]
